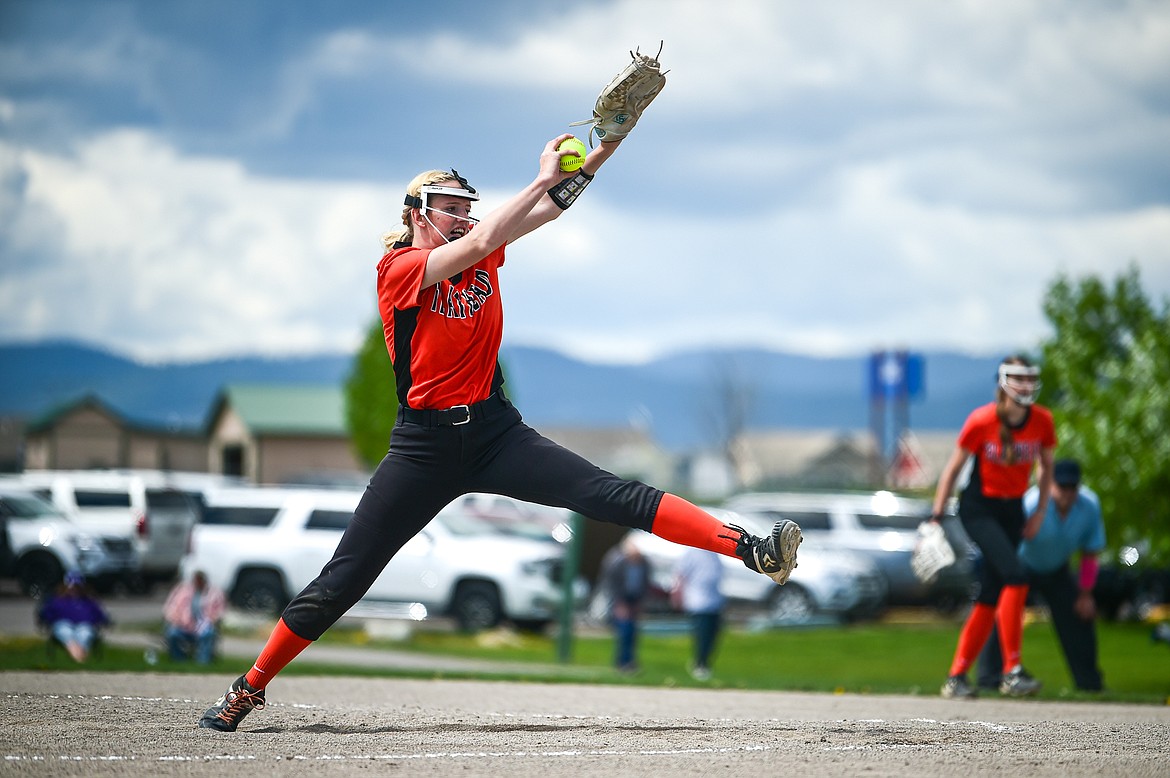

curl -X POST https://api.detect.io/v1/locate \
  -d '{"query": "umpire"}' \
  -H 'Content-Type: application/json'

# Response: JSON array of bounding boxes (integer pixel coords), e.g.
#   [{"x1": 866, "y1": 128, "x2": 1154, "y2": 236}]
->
[{"x1": 977, "y1": 459, "x2": 1106, "y2": 692}]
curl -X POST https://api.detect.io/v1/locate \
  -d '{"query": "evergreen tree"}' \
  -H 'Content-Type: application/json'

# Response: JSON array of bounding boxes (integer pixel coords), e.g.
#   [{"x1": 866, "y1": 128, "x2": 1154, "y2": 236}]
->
[{"x1": 344, "y1": 318, "x2": 397, "y2": 469}]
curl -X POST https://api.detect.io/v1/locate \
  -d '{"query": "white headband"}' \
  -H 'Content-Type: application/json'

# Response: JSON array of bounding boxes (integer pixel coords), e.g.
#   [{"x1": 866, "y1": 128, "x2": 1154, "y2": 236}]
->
[
  {"x1": 418, "y1": 184, "x2": 479, "y2": 202},
  {"x1": 999, "y1": 364, "x2": 1040, "y2": 379}
]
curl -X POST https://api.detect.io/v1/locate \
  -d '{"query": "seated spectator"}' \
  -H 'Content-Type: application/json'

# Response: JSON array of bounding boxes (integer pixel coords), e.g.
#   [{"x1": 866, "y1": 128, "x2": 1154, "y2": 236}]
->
[
  {"x1": 37, "y1": 571, "x2": 111, "y2": 663},
  {"x1": 163, "y1": 570, "x2": 226, "y2": 664}
]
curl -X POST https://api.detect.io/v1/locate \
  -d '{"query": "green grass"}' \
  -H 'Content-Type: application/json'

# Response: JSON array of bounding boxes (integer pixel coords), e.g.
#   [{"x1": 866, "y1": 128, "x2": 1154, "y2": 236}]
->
[{"x1": 5, "y1": 618, "x2": 1168, "y2": 705}]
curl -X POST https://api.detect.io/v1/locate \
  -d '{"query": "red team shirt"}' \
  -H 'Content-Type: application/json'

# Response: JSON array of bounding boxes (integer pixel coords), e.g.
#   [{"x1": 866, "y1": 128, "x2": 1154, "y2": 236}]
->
[
  {"x1": 957, "y1": 402, "x2": 1057, "y2": 499},
  {"x1": 377, "y1": 244, "x2": 507, "y2": 410}
]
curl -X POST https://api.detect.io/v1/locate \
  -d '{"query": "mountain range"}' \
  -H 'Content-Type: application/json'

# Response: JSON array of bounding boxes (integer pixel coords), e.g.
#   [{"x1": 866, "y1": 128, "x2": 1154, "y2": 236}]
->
[{"x1": 0, "y1": 340, "x2": 1003, "y2": 451}]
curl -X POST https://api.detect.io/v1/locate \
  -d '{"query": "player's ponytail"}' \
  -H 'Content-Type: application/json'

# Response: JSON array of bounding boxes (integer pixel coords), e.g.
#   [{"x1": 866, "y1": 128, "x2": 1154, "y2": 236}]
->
[
  {"x1": 994, "y1": 354, "x2": 1033, "y2": 465},
  {"x1": 995, "y1": 399, "x2": 1017, "y2": 465}
]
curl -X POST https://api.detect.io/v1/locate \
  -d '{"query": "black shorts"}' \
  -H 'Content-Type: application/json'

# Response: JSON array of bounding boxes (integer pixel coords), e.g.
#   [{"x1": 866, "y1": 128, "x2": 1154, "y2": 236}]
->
[{"x1": 282, "y1": 395, "x2": 663, "y2": 639}]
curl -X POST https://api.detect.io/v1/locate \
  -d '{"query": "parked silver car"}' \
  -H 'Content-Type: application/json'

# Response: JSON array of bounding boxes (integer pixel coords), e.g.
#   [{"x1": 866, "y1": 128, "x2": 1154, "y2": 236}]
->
[
  {"x1": 725, "y1": 490, "x2": 976, "y2": 611},
  {"x1": 0, "y1": 483, "x2": 138, "y2": 597},
  {"x1": 16, "y1": 470, "x2": 201, "y2": 587},
  {"x1": 592, "y1": 508, "x2": 888, "y2": 626}
]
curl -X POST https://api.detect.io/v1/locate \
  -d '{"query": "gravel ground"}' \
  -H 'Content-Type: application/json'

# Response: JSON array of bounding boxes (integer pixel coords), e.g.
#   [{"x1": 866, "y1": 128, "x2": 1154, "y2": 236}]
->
[{"x1": 3, "y1": 671, "x2": 1168, "y2": 777}]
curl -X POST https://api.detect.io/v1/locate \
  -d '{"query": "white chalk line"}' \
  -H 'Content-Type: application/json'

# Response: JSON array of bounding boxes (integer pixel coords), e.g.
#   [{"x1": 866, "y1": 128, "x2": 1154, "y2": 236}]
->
[
  {"x1": 0, "y1": 696, "x2": 1016, "y2": 731},
  {"x1": 6, "y1": 745, "x2": 769, "y2": 763},
  {"x1": 2, "y1": 692, "x2": 317, "y2": 710}
]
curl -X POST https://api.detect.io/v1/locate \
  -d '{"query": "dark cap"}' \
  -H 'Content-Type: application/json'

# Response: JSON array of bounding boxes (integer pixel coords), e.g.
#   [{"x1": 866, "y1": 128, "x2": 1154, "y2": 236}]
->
[{"x1": 1054, "y1": 459, "x2": 1081, "y2": 486}]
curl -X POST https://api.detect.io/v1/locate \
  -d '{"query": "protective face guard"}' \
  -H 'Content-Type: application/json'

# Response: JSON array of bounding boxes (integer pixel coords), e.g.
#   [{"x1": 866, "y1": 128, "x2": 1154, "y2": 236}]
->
[
  {"x1": 999, "y1": 363, "x2": 1042, "y2": 405},
  {"x1": 404, "y1": 169, "x2": 480, "y2": 225},
  {"x1": 402, "y1": 171, "x2": 480, "y2": 243}
]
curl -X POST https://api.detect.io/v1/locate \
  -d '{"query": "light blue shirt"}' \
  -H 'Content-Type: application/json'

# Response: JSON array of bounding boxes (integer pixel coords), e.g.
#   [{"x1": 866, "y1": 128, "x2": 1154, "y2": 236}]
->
[
  {"x1": 674, "y1": 547, "x2": 725, "y2": 614},
  {"x1": 1020, "y1": 484, "x2": 1106, "y2": 574}
]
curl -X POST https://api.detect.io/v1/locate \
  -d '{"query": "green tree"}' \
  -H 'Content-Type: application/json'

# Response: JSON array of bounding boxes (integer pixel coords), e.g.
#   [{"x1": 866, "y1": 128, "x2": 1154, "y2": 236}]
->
[
  {"x1": 344, "y1": 318, "x2": 397, "y2": 469},
  {"x1": 1039, "y1": 264, "x2": 1170, "y2": 564}
]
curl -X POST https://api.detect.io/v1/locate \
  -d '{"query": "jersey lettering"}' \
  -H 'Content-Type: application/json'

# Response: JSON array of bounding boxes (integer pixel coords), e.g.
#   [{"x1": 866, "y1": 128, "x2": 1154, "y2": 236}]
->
[
  {"x1": 981, "y1": 439, "x2": 1042, "y2": 465},
  {"x1": 378, "y1": 245, "x2": 505, "y2": 409},
  {"x1": 428, "y1": 269, "x2": 494, "y2": 321}
]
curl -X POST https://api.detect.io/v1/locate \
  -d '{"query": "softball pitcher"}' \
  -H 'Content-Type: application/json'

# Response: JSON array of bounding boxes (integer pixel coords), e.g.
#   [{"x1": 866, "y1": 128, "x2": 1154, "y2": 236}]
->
[{"x1": 198, "y1": 46, "x2": 802, "y2": 732}]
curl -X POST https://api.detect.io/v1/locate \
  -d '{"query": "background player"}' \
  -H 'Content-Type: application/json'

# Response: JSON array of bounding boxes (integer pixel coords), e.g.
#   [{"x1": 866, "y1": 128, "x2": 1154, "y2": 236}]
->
[{"x1": 931, "y1": 354, "x2": 1056, "y2": 699}]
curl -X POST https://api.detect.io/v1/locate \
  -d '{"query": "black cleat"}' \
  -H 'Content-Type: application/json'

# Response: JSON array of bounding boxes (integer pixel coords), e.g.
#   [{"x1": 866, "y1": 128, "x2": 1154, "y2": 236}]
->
[
  {"x1": 725, "y1": 520, "x2": 802, "y2": 585},
  {"x1": 999, "y1": 665, "x2": 1042, "y2": 697},
  {"x1": 941, "y1": 674, "x2": 978, "y2": 699},
  {"x1": 198, "y1": 675, "x2": 265, "y2": 732}
]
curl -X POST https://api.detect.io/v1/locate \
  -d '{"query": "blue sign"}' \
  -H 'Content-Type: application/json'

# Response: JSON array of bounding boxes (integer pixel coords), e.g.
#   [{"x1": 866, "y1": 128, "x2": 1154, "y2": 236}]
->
[{"x1": 869, "y1": 351, "x2": 924, "y2": 401}]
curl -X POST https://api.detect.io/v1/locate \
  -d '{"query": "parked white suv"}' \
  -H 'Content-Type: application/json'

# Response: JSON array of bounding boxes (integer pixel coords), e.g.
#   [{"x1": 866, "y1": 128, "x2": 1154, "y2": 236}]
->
[
  {"x1": 725, "y1": 490, "x2": 976, "y2": 611},
  {"x1": 183, "y1": 486, "x2": 582, "y2": 631},
  {"x1": 16, "y1": 470, "x2": 201, "y2": 587},
  {"x1": 0, "y1": 483, "x2": 139, "y2": 597}
]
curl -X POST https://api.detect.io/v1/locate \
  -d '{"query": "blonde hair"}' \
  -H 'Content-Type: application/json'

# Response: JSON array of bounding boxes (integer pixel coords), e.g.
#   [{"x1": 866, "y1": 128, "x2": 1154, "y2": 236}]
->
[{"x1": 381, "y1": 169, "x2": 460, "y2": 252}]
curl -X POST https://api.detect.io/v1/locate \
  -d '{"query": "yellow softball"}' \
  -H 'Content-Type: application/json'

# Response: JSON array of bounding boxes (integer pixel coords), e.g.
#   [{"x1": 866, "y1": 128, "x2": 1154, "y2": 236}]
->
[{"x1": 557, "y1": 137, "x2": 587, "y2": 172}]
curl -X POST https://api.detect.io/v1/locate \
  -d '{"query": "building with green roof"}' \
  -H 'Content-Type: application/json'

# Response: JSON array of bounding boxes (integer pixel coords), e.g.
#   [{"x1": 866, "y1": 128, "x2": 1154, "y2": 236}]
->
[
  {"x1": 22, "y1": 385, "x2": 367, "y2": 485},
  {"x1": 206, "y1": 385, "x2": 365, "y2": 484}
]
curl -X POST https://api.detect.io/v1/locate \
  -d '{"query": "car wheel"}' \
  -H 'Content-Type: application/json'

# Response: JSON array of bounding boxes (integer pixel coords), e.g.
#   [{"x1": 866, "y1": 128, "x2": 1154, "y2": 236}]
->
[
  {"x1": 132, "y1": 574, "x2": 157, "y2": 596},
  {"x1": 512, "y1": 618, "x2": 552, "y2": 634},
  {"x1": 767, "y1": 583, "x2": 816, "y2": 624},
  {"x1": 17, "y1": 552, "x2": 64, "y2": 599},
  {"x1": 232, "y1": 570, "x2": 288, "y2": 616},
  {"x1": 452, "y1": 581, "x2": 502, "y2": 632}
]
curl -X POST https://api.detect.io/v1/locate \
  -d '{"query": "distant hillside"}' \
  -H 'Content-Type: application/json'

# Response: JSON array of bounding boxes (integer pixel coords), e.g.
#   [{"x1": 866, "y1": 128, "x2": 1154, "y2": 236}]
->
[
  {"x1": 0, "y1": 340, "x2": 352, "y2": 427},
  {"x1": 0, "y1": 339, "x2": 1001, "y2": 450},
  {"x1": 502, "y1": 346, "x2": 1001, "y2": 448}
]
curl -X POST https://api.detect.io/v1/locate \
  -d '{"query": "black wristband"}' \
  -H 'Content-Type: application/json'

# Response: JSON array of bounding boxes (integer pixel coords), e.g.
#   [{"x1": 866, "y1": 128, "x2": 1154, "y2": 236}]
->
[{"x1": 548, "y1": 170, "x2": 594, "y2": 210}]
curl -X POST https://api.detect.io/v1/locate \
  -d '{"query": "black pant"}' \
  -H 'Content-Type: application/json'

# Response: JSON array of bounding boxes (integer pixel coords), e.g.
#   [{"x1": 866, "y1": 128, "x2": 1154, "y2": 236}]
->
[
  {"x1": 976, "y1": 563, "x2": 1104, "y2": 691},
  {"x1": 959, "y1": 492, "x2": 1028, "y2": 606},
  {"x1": 282, "y1": 397, "x2": 663, "y2": 639},
  {"x1": 690, "y1": 611, "x2": 722, "y2": 670}
]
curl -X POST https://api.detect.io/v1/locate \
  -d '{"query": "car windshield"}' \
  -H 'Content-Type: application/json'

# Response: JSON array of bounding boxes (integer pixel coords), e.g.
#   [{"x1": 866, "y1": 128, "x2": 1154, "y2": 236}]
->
[
  {"x1": 433, "y1": 510, "x2": 562, "y2": 542},
  {"x1": 146, "y1": 489, "x2": 197, "y2": 511},
  {"x1": 0, "y1": 493, "x2": 65, "y2": 519},
  {"x1": 434, "y1": 511, "x2": 504, "y2": 537},
  {"x1": 855, "y1": 512, "x2": 924, "y2": 531},
  {"x1": 485, "y1": 519, "x2": 560, "y2": 542}
]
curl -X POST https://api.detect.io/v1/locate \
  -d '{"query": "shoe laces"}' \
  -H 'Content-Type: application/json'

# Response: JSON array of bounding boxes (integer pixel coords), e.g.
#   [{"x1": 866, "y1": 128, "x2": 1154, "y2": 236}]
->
[
  {"x1": 215, "y1": 687, "x2": 265, "y2": 724},
  {"x1": 718, "y1": 523, "x2": 754, "y2": 555}
]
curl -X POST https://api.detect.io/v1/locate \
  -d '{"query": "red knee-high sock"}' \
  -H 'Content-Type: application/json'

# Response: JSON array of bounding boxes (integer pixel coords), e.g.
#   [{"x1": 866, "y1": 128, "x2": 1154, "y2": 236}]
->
[
  {"x1": 948, "y1": 602, "x2": 997, "y2": 677},
  {"x1": 244, "y1": 618, "x2": 312, "y2": 690},
  {"x1": 997, "y1": 584, "x2": 1029, "y2": 672},
  {"x1": 651, "y1": 493, "x2": 740, "y2": 558}
]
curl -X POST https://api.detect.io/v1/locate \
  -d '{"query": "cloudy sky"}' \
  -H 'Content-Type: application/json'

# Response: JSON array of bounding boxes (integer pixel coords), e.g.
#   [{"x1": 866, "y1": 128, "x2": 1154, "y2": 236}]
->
[{"x1": 1, "y1": 0, "x2": 1167, "y2": 365}]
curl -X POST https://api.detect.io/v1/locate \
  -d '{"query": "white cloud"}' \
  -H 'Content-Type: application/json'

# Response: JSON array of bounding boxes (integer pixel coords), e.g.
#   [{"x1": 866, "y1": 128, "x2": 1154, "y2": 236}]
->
[
  {"x1": 2, "y1": 130, "x2": 396, "y2": 360},
  {"x1": 501, "y1": 154, "x2": 1170, "y2": 361},
  {"x1": 2, "y1": 114, "x2": 1167, "y2": 364},
  {"x1": 1, "y1": 0, "x2": 1167, "y2": 365}
]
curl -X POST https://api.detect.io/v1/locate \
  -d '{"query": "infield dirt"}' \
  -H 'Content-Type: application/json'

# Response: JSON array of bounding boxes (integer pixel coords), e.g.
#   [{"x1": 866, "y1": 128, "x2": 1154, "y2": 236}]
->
[{"x1": 3, "y1": 671, "x2": 1168, "y2": 776}]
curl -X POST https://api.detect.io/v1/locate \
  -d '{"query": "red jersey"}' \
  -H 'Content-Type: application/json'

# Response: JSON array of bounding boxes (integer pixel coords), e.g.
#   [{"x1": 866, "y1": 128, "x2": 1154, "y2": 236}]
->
[
  {"x1": 376, "y1": 244, "x2": 506, "y2": 410},
  {"x1": 957, "y1": 402, "x2": 1056, "y2": 499}
]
